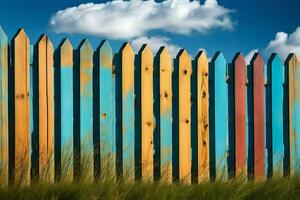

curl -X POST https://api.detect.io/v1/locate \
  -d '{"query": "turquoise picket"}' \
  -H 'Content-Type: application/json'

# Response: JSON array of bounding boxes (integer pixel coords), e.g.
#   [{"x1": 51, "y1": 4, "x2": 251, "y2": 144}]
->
[
  {"x1": 0, "y1": 26, "x2": 8, "y2": 186},
  {"x1": 98, "y1": 40, "x2": 115, "y2": 178},
  {"x1": 78, "y1": 39, "x2": 94, "y2": 180},
  {"x1": 56, "y1": 39, "x2": 74, "y2": 181},
  {"x1": 266, "y1": 54, "x2": 284, "y2": 177},
  {"x1": 209, "y1": 52, "x2": 228, "y2": 180}
]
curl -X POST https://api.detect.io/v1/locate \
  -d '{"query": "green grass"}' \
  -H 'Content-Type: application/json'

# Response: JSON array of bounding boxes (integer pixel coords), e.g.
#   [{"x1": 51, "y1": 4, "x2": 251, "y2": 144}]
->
[{"x1": 0, "y1": 177, "x2": 300, "y2": 200}]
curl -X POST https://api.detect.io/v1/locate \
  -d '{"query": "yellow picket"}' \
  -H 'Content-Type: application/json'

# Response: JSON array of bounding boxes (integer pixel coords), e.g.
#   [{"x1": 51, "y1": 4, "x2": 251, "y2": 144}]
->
[
  {"x1": 177, "y1": 49, "x2": 192, "y2": 183},
  {"x1": 195, "y1": 51, "x2": 209, "y2": 182},
  {"x1": 37, "y1": 35, "x2": 54, "y2": 182},
  {"x1": 139, "y1": 45, "x2": 154, "y2": 181},
  {"x1": 13, "y1": 29, "x2": 30, "y2": 185}
]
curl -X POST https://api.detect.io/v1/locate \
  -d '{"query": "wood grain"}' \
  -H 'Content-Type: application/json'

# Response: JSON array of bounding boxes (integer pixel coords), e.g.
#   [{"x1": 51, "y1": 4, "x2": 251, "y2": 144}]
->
[
  {"x1": 13, "y1": 29, "x2": 30, "y2": 185},
  {"x1": 37, "y1": 35, "x2": 54, "y2": 182}
]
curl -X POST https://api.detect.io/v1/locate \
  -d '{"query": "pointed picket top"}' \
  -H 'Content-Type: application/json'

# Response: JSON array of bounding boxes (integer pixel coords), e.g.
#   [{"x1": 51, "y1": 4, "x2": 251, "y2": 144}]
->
[
  {"x1": 212, "y1": 51, "x2": 226, "y2": 64},
  {"x1": 157, "y1": 46, "x2": 172, "y2": 72},
  {"x1": 0, "y1": 26, "x2": 7, "y2": 41},
  {"x1": 177, "y1": 49, "x2": 192, "y2": 74},
  {"x1": 139, "y1": 44, "x2": 153, "y2": 57},
  {"x1": 98, "y1": 40, "x2": 113, "y2": 69},
  {"x1": 286, "y1": 53, "x2": 300, "y2": 66},
  {"x1": 195, "y1": 50, "x2": 208, "y2": 62},
  {"x1": 232, "y1": 52, "x2": 246, "y2": 66},
  {"x1": 120, "y1": 42, "x2": 134, "y2": 55},
  {"x1": 268, "y1": 53, "x2": 282, "y2": 65},
  {"x1": 177, "y1": 49, "x2": 189, "y2": 59},
  {"x1": 195, "y1": 51, "x2": 209, "y2": 70},
  {"x1": 268, "y1": 53, "x2": 284, "y2": 81},
  {"x1": 157, "y1": 46, "x2": 170, "y2": 58},
  {"x1": 98, "y1": 40, "x2": 113, "y2": 54},
  {"x1": 79, "y1": 39, "x2": 93, "y2": 52},
  {"x1": 37, "y1": 34, "x2": 53, "y2": 50},
  {"x1": 79, "y1": 39, "x2": 93, "y2": 70},
  {"x1": 60, "y1": 38, "x2": 72, "y2": 50},
  {"x1": 250, "y1": 52, "x2": 264, "y2": 67},
  {"x1": 60, "y1": 38, "x2": 73, "y2": 67},
  {"x1": 14, "y1": 28, "x2": 28, "y2": 40}
]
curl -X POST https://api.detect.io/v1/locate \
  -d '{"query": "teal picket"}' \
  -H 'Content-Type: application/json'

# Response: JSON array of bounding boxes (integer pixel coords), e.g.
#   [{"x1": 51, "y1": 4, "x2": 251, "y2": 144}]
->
[
  {"x1": 266, "y1": 54, "x2": 284, "y2": 177},
  {"x1": 57, "y1": 39, "x2": 74, "y2": 181},
  {"x1": 98, "y1": 40, "x2": 115, "y2": 178},
  {"x1": 78, "y1": 39, "x2": 94, "y2": 180},
  {"x1": 209, "y1": 52, "x2": 228, "y2": 180}
]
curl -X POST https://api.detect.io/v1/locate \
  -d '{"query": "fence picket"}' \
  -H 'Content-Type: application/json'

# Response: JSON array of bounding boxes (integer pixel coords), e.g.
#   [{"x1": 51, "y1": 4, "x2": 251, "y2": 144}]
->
[
  {"x1": 175, "y1": 49, "x2": 192, "y2": 183},
  {"x1": 286, "y1": 53, "x2": 300, "y2": 176},
  {"x1": 56, "y1": 39, "x2": 74, "y2": 181},
  {"x1": 36, "y1": 35, "x2": 54, "y2": 182},
  {"x1": 138, "y1": 45, "x2": 154, "y2": 181},
  {"x1": 12, "y1": 29, "x2": 30, "y2": 185},
  {"x1": 0, "y1": 26, "x2": 8, "y2": 186},
  {"x1": 209, "y1": 52, "x2": 228, "y2": 180},
  {"x1": 194, "y1": 51, "x2": 210, "y2": 182},
  {"x1": 266, "y1": 54, "x2": 284, "y2": 178},
  {"x1": 120, "y1": 43, "x2": 135, "y2": 181},
  {"x1": 155, "y1": 47, "x2": 173, "y2": 183},
  {"x1": 98, "y1": 40, "x2": 115, "y2": 179},
  {"x1": 77, "y1": 39, "x2": 94, "y2": 180},
  {"x1": 229, "y1": 53, "x2": 247, "y2": 177},
  {"x1": 248, "y1": 53, "x2": 265, "y2": 181}
]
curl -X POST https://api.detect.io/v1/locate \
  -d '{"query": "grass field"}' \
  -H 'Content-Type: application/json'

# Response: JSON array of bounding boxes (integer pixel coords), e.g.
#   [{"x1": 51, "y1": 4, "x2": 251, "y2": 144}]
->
[{"x1": 0, "y1": 177, "x2": 299, "y2": 200}]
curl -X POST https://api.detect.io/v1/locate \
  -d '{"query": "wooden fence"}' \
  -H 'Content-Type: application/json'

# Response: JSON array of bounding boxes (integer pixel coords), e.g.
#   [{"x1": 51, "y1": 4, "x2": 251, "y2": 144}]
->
[{"x1": 0, "y1": 27, "x2": 299, "y2": 185}]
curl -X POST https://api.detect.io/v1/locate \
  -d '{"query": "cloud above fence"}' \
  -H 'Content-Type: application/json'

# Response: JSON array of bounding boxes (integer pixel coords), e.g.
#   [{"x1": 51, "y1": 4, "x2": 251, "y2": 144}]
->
[
  {"x1": 49, "y1": 0, "x2": 235, "y2": 39},
  {"x1": 265, "y1": 27, "x2": 300, "y2": 59},
  {"x1": 131, "y1": 36, "x2": 181, "y2": 56},
  {"x1": 246, "y1": 27, "x2": 300, "y2": 62}
]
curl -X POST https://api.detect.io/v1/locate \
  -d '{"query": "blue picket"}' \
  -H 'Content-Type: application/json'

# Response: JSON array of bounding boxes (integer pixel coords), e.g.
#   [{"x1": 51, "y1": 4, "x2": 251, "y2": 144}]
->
[
  {"x1": 266, "y1": 54, "x2": 284, "y2": 177},
  {"x1": 57, "y1": 39, "x2": 74, "y2": 181},
  {"x1": 98, "y1": 40, "x2": 115, "y2": 178},
  {"x1": 78, "y1": 39, "x2": 94, "y2": 180},
  {"x1": 209, "y1": 52, "x2": 228, "y2": 180}
]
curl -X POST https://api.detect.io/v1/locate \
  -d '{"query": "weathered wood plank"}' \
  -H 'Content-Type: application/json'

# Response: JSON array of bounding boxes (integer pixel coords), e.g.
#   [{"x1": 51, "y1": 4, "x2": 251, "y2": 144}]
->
[
  {"x1": 286, "y1": 53, "x2": 300, "y2": 176},
  {"x1": 78, "y1": 39, "x2": 94, "y2": 180},
  {"x1": 12, "y1": 29, "x2": 30, "y2": 185},
  {"x1": 156, "y1": 47, "x2": 172, "y2": 183},
  {"x1": 58, "y1": 39, "x2": 74, "y2": 181},
  {"x1": 138, "y1": 45, "x2": 154, "y2": 181},
  {"x1": 37, "y1": 35, "x2": 54, "y2": 182},
  {"x1": 98, "y1": 40, "x2": 115, "y2": 179},
  {"x1": 120, "y1": 43, "x2": 135, "y2": 181},
  {"x1": 176, "y1": 49, "x2": 192, "y2": 183},
  {"x1": 248, "y1": 53, "x2": 265, "y2": 181},
  {"x1": 266, "y1": 54, "x2": 284, "y2": 178},
  {"x1": 0, "y1": 26, "x2": 8, "y2": 186},
  {"x1": 231, "y1": 53, "x2": 247, "y2": 177},
  {"x1": 195, "y1": 51, "x2": 209, "y2": 182},
  {"x1": 209, "y1": 52, "x2": 228, "y2": 180}
]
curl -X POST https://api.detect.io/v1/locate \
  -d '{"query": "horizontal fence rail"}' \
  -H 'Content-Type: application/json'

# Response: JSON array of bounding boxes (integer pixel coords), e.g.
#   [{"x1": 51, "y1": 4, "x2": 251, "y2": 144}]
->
[{"x1": 0, "y1": 27, "x2": 300, "y2": 185}]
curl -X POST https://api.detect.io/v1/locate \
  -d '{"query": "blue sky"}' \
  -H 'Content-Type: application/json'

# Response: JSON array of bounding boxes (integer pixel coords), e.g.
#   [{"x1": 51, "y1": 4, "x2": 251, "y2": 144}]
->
[{"x1": 0, "y1": 0, "x2": 300, "y2": 62}]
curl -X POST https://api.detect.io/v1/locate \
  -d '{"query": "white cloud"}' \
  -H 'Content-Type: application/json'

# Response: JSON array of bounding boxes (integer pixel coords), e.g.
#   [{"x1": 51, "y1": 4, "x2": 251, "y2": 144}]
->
[
  {"x1": 131, "y1": 36, "x2": 181, "y2": 56},
  {"x1": 49, "y1": 0, "x2": 235, "y2": 39},
  {"x1": 266, "y1": 27, "x2": 300, "y2": 59},
  {"x1": 245, "y1": 49, "x2": 258, "y2": 64}
]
